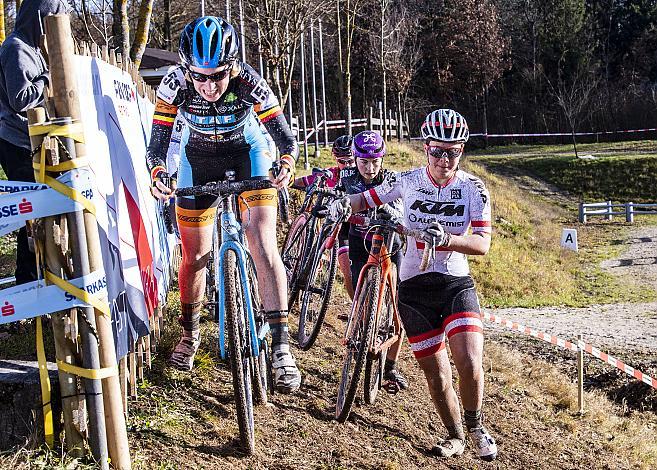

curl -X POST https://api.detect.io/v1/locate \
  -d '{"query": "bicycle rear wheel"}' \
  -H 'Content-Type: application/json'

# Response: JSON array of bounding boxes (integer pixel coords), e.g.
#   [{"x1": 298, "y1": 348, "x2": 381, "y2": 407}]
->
[
  {"x1": 364, "y1": 279, "x2": 394, "y2": 405},
  {"x1": 223, "y1": 250, "x2": 256, "y2": 455},
  {"x1": 297, "y1": 239, "x2": 338, "y2": 350},
  {"x1": 281, "y1": 213, "x2": 311, "y2": 307},
  {"x1": 335, "y1": 267, "x2": 380, "y2": 423}
]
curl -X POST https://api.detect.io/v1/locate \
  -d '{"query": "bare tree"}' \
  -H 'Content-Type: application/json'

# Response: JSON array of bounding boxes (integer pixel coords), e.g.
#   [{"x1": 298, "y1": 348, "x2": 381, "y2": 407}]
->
[
  {"x1": 431, "y1": 0, "x2": 510, "y2": 138},
  {"x1": 546, "y1": 61, "x2": 600, "y2": 157},
  {"x1": 112, "y1": 0, "x2": 129, "y2": 58},
  {"x1": 245, "y1": 0, "x2": 332, "y2": 106},
  {"x1": 340, "y1": 0, "x2": 369, "y2": 134},
  {"x1": 130, "y1": 0, "x2": 154, "y2": 67}
]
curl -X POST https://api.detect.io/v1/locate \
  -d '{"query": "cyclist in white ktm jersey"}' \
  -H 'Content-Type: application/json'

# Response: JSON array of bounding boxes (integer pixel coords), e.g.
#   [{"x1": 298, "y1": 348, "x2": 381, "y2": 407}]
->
[{"x1": 326, "y1": 109, "x2": 497, "y2": 461}]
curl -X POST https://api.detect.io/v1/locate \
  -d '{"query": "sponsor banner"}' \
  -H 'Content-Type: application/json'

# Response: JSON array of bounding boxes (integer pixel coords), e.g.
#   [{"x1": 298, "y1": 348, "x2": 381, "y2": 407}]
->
[
  {"x1": 73, "y1": 55, "x2": 175, "y2": 358},
  {"x1": 0, "y1": 169, "x2": 93, "y2": 236},
  {"x1": 0, "y1": 181, "x2": 49, "y2": 193},
  {"x1": 0, "y1": 270, "x2": 107, "y2": 325}
]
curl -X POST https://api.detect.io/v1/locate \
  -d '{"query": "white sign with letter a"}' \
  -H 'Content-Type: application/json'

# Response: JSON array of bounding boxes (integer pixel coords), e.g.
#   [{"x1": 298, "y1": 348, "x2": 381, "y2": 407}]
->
[{"x1": 561, "y1": 228, "x2": 578, "y2": 251}]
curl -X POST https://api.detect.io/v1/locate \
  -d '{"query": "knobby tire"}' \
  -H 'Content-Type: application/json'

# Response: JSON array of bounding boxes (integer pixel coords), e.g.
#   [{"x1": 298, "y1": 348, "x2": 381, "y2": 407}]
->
[
  {"x1": 298, "y1": 240, "x2": 338, "y2": 350},
  {"x1": 364, "y1": 279, "x2": 394, "y2": 405},
  {"x1": 335, "y1": 267, "x2": 380, "y2": 423},
  {"x1": 223, "y1": 250, "x2": 256, "y2": 455}
]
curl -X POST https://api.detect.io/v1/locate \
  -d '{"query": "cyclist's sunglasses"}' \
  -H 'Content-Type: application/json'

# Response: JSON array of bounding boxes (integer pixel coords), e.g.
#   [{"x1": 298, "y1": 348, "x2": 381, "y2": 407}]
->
[
  {"x1": 336, "y1": 157, "x2": 355, "y2": 165},
  {"x1": 187, "y1": 67, "x2": 231, "y2": 83},
  {"x1": 426, "y1": 146, "x2": 463, "y2": 160}
]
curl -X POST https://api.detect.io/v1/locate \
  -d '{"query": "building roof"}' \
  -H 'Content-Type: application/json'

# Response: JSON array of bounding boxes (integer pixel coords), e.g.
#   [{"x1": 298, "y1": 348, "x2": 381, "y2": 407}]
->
[{"x1": 139, "y1": 47, "x2": 179, "y2": 70}]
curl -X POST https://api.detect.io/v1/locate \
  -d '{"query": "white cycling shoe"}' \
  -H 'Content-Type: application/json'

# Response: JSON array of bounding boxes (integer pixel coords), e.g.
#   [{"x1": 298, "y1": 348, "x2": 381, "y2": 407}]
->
[
  {"x1": 271, "y1": 347, "x2": 302, "y2": 393},
  {"x1": 468, "y1": 425, "x2": 498, "y2": 461}
]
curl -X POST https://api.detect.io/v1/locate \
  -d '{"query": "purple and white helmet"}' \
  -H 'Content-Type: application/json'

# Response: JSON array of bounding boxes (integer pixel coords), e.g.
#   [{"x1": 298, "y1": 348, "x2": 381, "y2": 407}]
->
[{"x1": 353, "y1": 130, "x2": 385, "y2": 159}]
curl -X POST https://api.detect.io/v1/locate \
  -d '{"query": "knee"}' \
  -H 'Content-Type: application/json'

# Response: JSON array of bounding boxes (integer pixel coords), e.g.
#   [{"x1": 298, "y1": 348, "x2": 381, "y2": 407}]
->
[
  {"x1": 182, "y1": 250, "x2": 210, "y2": 272},
  {"x1": 455, "y1": 355, "x2": 483, "y2": 381}
]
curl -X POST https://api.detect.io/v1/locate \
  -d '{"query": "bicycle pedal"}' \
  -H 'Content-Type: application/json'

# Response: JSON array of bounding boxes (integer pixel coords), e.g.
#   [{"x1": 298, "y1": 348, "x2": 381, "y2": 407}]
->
[{"x1": 383, "y1": 380, "x2": 401, "y2": 395}]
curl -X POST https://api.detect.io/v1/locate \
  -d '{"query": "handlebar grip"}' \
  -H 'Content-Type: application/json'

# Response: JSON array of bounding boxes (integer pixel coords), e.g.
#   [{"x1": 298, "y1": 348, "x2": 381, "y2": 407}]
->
[
  {"x1": 162, "y1": 201, "x2": 175, "y2": 234},
  {"x1": 418, "y1": 240, "x2": 434, "y2": 272}
]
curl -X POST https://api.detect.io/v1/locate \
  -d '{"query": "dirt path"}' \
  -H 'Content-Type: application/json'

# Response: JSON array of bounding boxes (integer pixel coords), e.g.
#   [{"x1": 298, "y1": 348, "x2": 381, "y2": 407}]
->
[{"x1": 487, "y1": 226, "x2": 657, "y2": 354}]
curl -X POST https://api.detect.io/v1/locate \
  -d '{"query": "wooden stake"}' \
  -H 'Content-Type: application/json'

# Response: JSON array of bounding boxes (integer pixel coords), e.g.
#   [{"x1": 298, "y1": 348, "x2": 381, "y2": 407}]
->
[
  {"x1": 577, "y1": 334, "x2": 584, "y2": 414},
  {"x1": 28, "y1": 107, "x2": 86, "y2": 455},
  {"x1": 45, "y1": 15, "x2": 131, "y2": 469}
]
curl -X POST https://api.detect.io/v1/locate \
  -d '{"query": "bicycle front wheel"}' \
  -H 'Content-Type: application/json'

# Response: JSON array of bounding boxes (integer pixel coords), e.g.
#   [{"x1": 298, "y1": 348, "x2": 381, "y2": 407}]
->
[
  {"x1": 298, "y1": 239, "x2": 338, "y2": 350},
  {"x1": 335, "y1": 267, "x2": 380, "y2": 423},
  {"x1": 364, "y1": 279, "x2": 394, "y2": 405},
  {"x1": 223, "y1": 250, "x2": 256, "y2": 455},
  {"x1": 281, "y1": 213, "x2": 311, "y2": 307},
  {"x1": 246, "y1": 258, "x2": 270, "y2": 406}
]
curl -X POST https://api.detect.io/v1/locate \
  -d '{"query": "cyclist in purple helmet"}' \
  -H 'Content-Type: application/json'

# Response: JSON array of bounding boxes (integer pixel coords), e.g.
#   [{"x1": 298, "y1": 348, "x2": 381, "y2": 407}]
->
[{"x1": 338, "y1": 130, "x2": 409, "y2": 391}]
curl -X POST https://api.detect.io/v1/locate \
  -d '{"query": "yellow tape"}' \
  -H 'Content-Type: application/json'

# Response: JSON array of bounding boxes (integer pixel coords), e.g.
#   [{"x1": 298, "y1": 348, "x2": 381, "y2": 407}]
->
[
  {"x1": 41, "y1": 174, "x2": 96, "y2": 215},
  {"x1": 45, "y1": 271, "x2": 110, "y2": 318},
  {"x1": 28, "y1": 122, "x2": 86, "y2": 143},
  {"x1": 33, "y1": 157, "x2": 89, "y2": 172},
  {"x1": 36, "y1": 317, "x2": 55, "y2": 448},
  {"x1": 57, "y1": 360, "x2": 118, "y2": 380}
]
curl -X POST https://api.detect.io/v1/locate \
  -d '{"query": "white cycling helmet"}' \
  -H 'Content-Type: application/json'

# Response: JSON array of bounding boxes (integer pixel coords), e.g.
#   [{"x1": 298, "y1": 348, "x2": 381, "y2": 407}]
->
[{"x1": 421, "y1": 109, "x2": 469, "y2": 143}]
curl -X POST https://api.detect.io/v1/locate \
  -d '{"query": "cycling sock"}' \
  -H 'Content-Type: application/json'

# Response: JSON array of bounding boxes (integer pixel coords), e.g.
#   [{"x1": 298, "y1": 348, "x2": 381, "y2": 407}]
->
[
  {"x1": 446, "y1": 424, "x2": 465, "y2": 441},
  {"x1": 179, "y1": 301, "x2": 202, "y2": 333},
  {"x1": 384, "y1": 358, "x2": 397, "y2": 373},
  {"x1": 266, "y1": 310, "x2": 289, "y2": 351},
  {"x1": 464, "y1": 409, "x2": 482, "y2": 430}
]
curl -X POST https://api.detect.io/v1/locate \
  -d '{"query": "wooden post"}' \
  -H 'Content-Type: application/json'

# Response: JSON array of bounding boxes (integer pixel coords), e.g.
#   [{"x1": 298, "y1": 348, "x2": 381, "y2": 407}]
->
[
  {"x1": 578, "y1": 203, "x2": 586, "y2": 223},
  {"x1": 129, "y1": 344, "x2": 138, "y2": 398},
  {"x1": 45, "y1": 15, "x2": 131, "y2": 469},
  {"x1": 378, "y1": 102, "x2": 383, "y2": 135},
  {"x1": 137, "y1": 339, "x2": 144, "y2": 382},
  {"x1": 626, "y1": 202, "x2": 634, "y2": 223},
  {"x1": 606, "y1": 201, "x2": 613, "y2": 221},
  {"x1": 28, "y1": 107, "x2": 86, "y2": 455},
  {"x1": 577, "y1": 334, "x2": 584, "y2": 414},
  {"x1": 367, "y1": 107, "x2": 373, "y2": 130},
  {"x1": 119, "y1": 356, "x2": 128, "y2": 413}
]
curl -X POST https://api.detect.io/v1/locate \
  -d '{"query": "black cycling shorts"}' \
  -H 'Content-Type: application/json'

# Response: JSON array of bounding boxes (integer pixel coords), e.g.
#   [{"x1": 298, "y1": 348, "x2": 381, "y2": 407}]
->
[{"x1": 398, "y1": 272, "x2": 484, "y2": 359}]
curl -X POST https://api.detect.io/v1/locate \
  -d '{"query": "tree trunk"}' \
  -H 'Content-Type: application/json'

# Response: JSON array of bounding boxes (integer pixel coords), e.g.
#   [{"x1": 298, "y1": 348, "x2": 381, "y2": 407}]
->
[
  {"x1": 130, "y1": 0, "x2": 154, "y2": 67},
  {"x1": 571, "y1": 127, "x2": 578, "y2": 158},
  {"x1": 113, "y1": 0, "x2": 130, "y2": 60},
  {"x1": 15, "y1": 0, "x2": 20, "y2": 11},
  {"x1": 0, "y1": 0, "x2": 5, "y2": 45},
  {"x1": 380, "y1": 0, "x2": 387, "y2": 140},
  {"x1": 482, "y1": 85, "x2": 489, "y2": 148},
  {"x1": 164, "y1": 0, "x2": 171, "y2": 51}
]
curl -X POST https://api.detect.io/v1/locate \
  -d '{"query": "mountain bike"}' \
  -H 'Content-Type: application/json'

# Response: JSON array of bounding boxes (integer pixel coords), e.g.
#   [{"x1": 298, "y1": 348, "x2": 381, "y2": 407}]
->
[
  {"x1": 335, "y1": 213, "x2": 432, "y2": 422},
  {"x1": 281, "y1": 169, "x2": 344, "y2": 350},
  {"x1": 176, "y1": 173, "x2": 283, "y2": 455}
]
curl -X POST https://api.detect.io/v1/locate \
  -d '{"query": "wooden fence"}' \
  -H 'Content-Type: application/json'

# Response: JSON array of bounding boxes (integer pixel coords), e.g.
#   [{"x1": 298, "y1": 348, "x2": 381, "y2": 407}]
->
[{"x1": 579, "y1": 201, "x2": 657, "y2": 223}]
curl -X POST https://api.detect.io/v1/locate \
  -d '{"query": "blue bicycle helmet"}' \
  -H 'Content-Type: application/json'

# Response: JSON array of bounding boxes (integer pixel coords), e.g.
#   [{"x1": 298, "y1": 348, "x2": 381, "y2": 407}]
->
[{"x1": 179, "y1": 16, "x2": 239, "y2": 68}]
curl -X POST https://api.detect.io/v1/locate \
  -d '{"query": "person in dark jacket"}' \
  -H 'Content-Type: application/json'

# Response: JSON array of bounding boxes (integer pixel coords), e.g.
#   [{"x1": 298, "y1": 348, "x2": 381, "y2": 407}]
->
[{"x1": 0, "y1": 0, "x2": 70, "y2": 284}]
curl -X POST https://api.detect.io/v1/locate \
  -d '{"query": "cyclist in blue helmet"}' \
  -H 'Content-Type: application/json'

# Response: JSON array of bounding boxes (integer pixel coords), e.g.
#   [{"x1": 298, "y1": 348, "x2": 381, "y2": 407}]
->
[{"x1": 147, "y1": 16, "x2": 301, "y2": 393}]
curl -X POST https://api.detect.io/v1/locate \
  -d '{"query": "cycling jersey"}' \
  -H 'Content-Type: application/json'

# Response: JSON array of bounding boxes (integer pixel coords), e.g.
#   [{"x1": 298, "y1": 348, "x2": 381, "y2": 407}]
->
[
  {"x1": 362, "y1": 167, "x2": 492, "y2": 280},
  {"x1": 146, "y1": 61, "x2": 298, "y2": 183},
  {"x1": 340, "y1": 167, "x2": 403, "y2": 240},
  {"x1": 300, "y1": 166, "x2": 340, "y2": 188}
]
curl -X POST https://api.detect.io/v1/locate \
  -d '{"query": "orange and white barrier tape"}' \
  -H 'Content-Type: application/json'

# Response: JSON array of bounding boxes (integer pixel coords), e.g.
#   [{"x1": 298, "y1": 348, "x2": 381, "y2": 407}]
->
[{"x1": 482, "y1": 311, "x2": 657, "y2": 390}]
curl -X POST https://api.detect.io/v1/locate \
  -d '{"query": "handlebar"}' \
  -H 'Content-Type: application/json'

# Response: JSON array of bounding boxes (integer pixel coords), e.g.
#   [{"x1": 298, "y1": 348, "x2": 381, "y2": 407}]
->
[
  {"x1": 347, "y1": 214, "x2": 435, "y2": 271},
  {"x1": 175, "y1": 179, "x2": 273, "y2": 197}
]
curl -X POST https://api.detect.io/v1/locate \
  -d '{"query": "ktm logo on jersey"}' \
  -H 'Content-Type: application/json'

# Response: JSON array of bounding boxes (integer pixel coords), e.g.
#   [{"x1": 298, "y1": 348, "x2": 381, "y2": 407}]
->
[{"x1": 410, "y1": 200, "x2": 465, "y2": 216}]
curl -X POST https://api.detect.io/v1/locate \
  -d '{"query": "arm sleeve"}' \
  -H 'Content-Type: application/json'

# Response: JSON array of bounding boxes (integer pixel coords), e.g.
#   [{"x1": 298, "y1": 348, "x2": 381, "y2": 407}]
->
[
  {"x1": 468, "y1": 176, "x2": 492, "y2": 234},
  {"x1": 361, "y1": 171, "x2": 404, "y2": 209},
  {"x1": 146, "y1": 67, "x2": 185, "y2": 179},
  {"x1": 1, "y1": 48, "x2": 48, "y2": 113},
  {"x1": 240, "y1": 64, "x2": 299, "y2": 163}
]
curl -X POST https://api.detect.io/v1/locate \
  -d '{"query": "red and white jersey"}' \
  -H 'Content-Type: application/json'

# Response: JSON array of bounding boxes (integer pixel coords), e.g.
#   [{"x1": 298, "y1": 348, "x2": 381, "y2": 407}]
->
[{"x1": 362, "y1": 167, "x2": 492, "y2": 280}]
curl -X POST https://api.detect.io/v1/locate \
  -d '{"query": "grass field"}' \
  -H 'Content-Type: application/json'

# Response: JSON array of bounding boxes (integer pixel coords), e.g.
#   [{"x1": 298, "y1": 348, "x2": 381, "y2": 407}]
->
[{"x1": 469, "y1": 140, "x2": 657, "y2": 204}]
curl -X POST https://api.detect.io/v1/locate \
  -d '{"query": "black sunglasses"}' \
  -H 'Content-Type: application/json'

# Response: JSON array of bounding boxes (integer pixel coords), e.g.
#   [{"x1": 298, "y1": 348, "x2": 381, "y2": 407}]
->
[
  {"x1": 336, "y1": 157, "x2": 355, "y2": 165},
  {"x1": 427, "y1": 146, "x2": 463, "y2": 159},
  {"x1": 187, "y1": 67, "x2": 231, "y2": 83}
]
